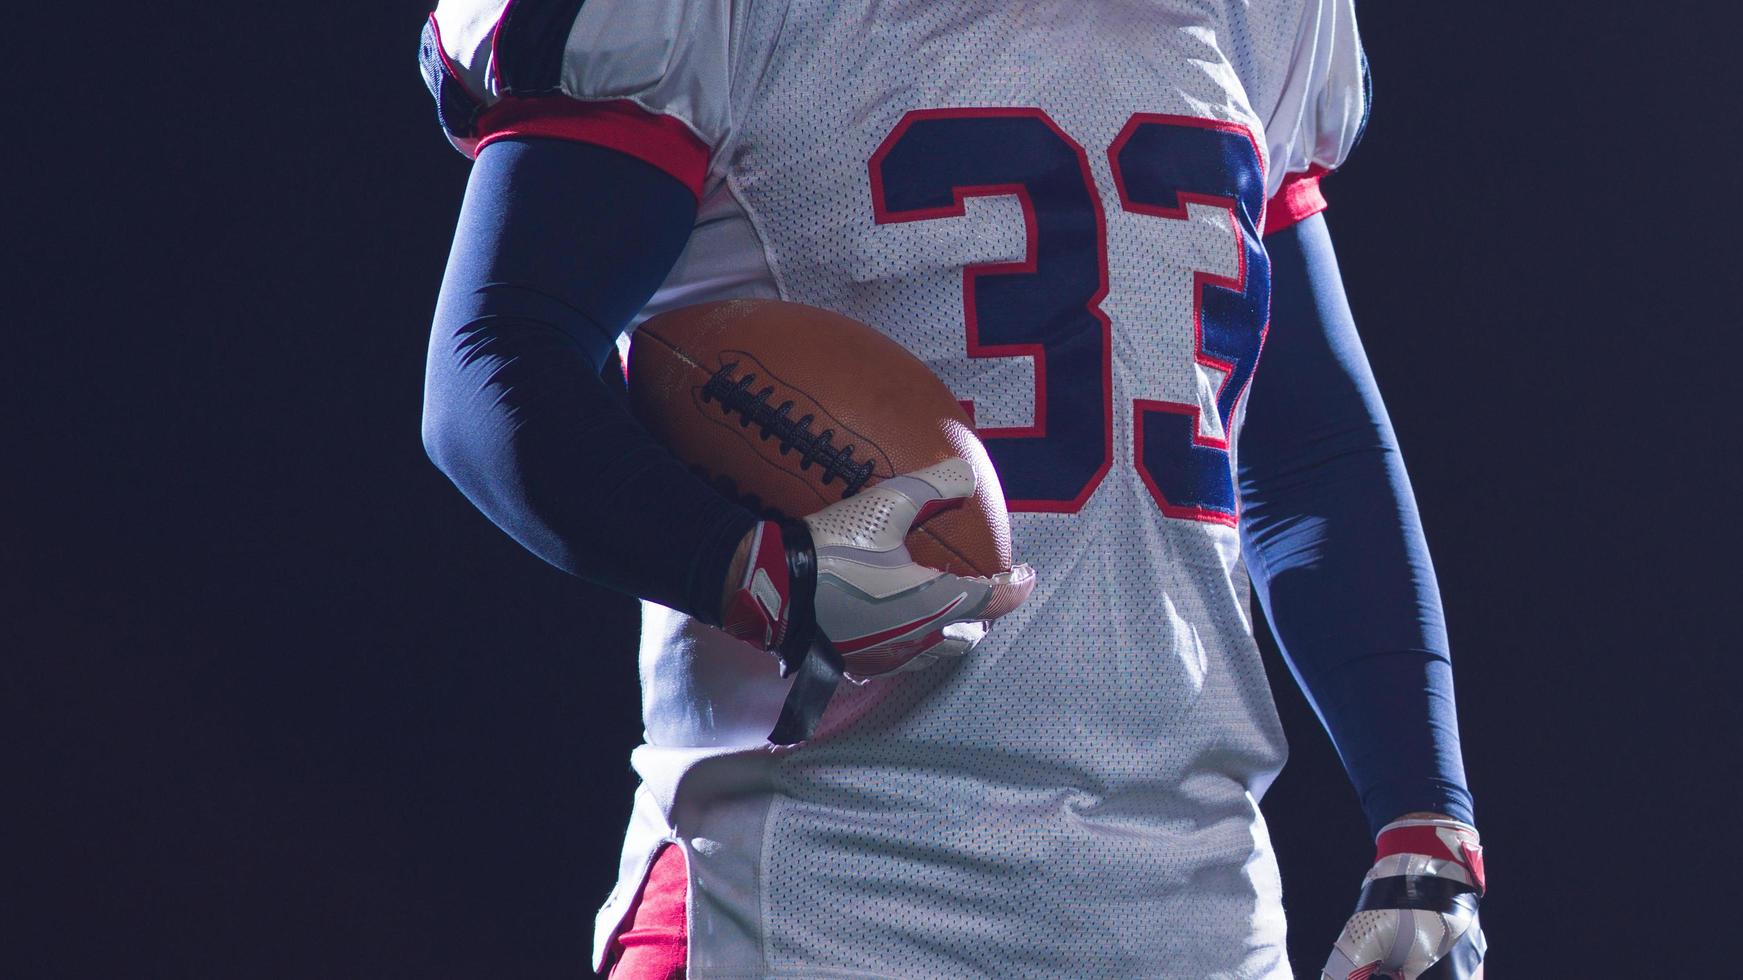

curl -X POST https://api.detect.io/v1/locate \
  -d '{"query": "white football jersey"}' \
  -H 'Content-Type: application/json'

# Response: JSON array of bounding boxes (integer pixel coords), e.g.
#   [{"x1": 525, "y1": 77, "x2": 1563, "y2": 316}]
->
[{"x1": 426, "y1": 1, "x2": 1367, "y2": 976}]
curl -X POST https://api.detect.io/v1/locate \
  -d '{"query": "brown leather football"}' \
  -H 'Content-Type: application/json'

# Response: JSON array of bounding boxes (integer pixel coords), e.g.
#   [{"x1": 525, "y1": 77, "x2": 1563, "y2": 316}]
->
[{"x1": 628, "y1": 299, "x2": 1014, "y2": 578}]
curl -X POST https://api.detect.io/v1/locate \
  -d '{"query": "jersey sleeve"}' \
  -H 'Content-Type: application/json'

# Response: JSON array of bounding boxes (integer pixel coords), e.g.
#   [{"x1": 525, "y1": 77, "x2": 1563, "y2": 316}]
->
[
  {"x1": 417, "y1": 0, "x2": 734, "y2": 197},
  {"x1": 1260, "y1": 0, "x2": 1368, "y2": 235}
]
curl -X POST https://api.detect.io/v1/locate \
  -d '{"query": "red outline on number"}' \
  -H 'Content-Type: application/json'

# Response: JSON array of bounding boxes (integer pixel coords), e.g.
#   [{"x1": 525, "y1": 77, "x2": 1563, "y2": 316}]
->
[
  {"x1": 1109, "y1": 114, "x2": 1268, "y2": 527},
  {"x1": 868, "y1": 107, "x2": 1114, "y2": 514}
]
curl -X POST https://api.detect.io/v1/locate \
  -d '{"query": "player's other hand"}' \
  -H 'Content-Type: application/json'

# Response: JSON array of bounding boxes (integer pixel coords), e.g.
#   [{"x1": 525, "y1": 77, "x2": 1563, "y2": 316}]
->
[
  {"x1": 1322, "y1": 817, "x2": 1487, "y2": 980},
  {"x1": 721, "y1": 458, "x2": 1034, "y2": 679}
]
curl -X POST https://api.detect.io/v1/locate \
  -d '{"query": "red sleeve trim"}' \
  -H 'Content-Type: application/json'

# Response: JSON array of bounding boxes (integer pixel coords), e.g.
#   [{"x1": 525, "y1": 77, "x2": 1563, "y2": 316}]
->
[
  {"x1": 1263, "y1": 166, "x2": 1331, "y2": 237},
  {"x1": 470, "y1": 96, "x2": 712, "y2": 199}
]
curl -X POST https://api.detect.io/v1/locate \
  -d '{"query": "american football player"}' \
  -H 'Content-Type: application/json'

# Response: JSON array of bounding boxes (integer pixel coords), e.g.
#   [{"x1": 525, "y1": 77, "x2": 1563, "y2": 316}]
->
[{"x1": 418, "y1": 1, "x2": 1484, "y2": 976}]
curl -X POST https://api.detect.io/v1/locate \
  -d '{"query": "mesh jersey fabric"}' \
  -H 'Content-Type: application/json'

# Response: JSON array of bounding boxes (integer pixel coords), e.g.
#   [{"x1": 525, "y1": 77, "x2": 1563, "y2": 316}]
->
[{"x1": 427, "y1": 1, "x2": 1367, "y2": 977}]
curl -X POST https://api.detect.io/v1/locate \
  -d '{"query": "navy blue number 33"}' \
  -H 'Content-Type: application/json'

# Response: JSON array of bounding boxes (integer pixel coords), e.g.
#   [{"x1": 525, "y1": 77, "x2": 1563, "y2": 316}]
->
[{"x1": 870, "y1": 109, "x2": 1270, "y2": 526}]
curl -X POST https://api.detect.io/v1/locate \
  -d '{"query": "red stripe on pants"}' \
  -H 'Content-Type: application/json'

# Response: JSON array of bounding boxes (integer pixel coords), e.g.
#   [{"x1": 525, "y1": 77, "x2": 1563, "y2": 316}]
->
[{"x1": 607, "y1": 843, "x2": 688, "y2": 979}]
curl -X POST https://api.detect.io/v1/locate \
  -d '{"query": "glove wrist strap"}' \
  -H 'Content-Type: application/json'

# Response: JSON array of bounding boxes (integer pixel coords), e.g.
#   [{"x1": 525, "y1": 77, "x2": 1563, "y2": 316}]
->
[
  {"x1": 1374, "y1": 817, "x2": 1486, "y2": 897},
  {"x1": 774, "y1": 520, "x2": 817, "y2": 675},
  {"x1": 766, "y1": 520, "x2": 843, "y2": 746}
]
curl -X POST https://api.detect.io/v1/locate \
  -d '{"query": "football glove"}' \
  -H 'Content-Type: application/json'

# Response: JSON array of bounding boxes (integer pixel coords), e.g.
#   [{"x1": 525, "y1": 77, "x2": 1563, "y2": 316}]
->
[
  {"x1": 1322, "y1": 816, "x2": 1487, "y2": 980},
  {"x1": 721, "y1": 458, "x2": 1035, "y2": 744}
]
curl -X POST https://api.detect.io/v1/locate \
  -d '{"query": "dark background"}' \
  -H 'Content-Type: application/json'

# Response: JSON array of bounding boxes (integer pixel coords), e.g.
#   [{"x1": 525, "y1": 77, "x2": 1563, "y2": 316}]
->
[{"x1": 12, "y1": 2, "x2": 1737, "y2": 976}]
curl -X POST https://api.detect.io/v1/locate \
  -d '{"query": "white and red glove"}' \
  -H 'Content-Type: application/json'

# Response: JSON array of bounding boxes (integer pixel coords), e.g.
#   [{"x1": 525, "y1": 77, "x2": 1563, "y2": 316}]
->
[
  {"x1": 721, "y1": 458, "x2": 1034, "y2": 743},
  {"x1": 1322, "y1": 817, "x2": 1487, "y2": 980}
]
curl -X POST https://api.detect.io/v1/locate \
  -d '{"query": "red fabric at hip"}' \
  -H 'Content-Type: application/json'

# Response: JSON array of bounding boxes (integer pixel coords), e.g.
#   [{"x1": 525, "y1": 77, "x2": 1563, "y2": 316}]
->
[{"x1": 606, "y1": 843, "x2": 688, "y2": 979}]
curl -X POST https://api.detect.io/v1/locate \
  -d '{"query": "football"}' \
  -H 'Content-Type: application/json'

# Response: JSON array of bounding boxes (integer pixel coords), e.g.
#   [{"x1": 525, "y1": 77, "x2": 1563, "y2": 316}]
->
[{"x1": 628, "y1": 299, "x2": 1015, "y2": 578}]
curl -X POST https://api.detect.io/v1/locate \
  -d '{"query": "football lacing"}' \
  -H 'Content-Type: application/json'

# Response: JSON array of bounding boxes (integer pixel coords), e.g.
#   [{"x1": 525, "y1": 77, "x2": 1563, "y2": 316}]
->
[{"x1": 701, "y1": 363, "x2": 876, "y2": 498}]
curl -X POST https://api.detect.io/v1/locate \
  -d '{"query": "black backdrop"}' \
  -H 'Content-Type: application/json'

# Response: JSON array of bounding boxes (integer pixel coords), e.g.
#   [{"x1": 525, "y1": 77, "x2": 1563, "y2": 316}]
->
[{"x1": 13, "y1": 2, "x2": 1738, "y2": 976}]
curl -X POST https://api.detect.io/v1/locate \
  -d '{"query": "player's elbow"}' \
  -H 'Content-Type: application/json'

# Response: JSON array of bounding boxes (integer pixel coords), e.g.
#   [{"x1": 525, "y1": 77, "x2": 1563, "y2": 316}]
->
[
  {"x1": 420, "y1": 360, "x2": 474, "y2": 487},
  {"x1": 424, "y1": 405, "x2": 492, "y2": 505},
  {"x1": 421, "y1": 398, "x2": 451, "y2": 476},
  {"x1": 420, "y1": 314, "x2": 495, "y2": 486}
]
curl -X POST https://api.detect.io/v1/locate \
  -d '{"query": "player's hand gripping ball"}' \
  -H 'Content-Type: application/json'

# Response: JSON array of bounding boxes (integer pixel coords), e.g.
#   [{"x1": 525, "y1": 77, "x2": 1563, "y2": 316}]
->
[
  {"x1": 629, "y1": 300, "x2": 1035, "y2": 741},
  {"x1": 728, "y1": 457, "x2": 1033, "y2": 678},
  {"x1": 1323, "y1": 817, "x2": 1487, "y2": 980}
]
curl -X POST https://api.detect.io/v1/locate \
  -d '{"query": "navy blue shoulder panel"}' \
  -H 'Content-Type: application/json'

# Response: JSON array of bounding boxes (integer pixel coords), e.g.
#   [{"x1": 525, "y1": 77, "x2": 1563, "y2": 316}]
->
[
  {"x1": 494, "y1": 0, "x2": 590, "y2": 95},
  {"x1": 419, "y1": 17, "x2": 484, "y2": 143}
]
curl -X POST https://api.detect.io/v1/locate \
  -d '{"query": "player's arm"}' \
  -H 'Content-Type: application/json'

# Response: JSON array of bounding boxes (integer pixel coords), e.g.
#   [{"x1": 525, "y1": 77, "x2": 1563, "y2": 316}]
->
[
  {"x1": 419, "y1": 4, "x2": 1029, "y2": 742},
  {"x1": 1239, "y1": 212, "x2": 1473, "y2": 832},
  {"x1": 1238, "y1": 212, "x2": 1484, "y2": 978},
  {"x1": 417, "y1": 0, "x2": 768, "y2": 621},
  {"x1": 423, "y1": 136, "x2": 758, "y2": 621},
  {"x1": 424, "y1": 139, "x2": 1025, "y2": 743}
]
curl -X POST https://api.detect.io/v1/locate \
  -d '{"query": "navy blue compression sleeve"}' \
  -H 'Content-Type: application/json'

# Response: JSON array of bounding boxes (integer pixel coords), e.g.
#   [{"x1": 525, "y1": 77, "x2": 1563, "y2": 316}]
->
[
  {"x1": 1239, "y1": 213, "x2": 1475, "y2": 836},
  {"x1": 423, "y1": 137, "x2": 758, "y2": 622}
]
